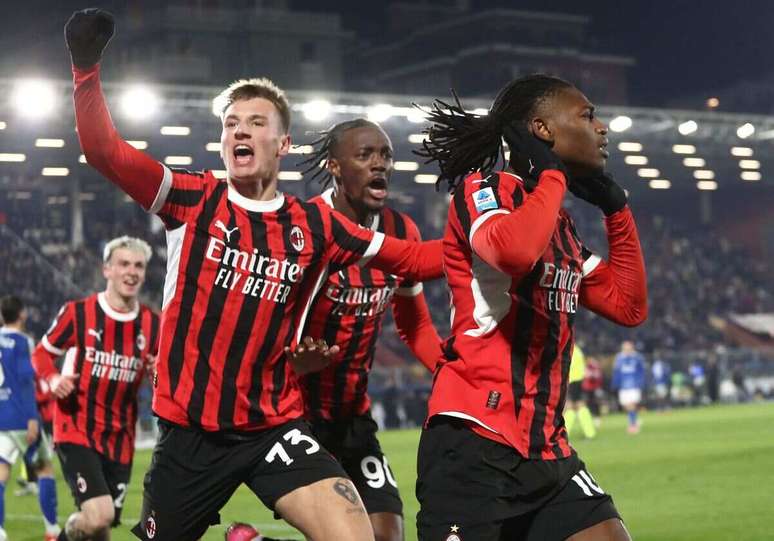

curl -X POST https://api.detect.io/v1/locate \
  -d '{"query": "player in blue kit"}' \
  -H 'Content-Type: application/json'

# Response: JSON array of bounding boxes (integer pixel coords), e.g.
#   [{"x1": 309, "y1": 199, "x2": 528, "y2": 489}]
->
[{"x1": 612, "y1": 341, "x2": 646, "y2": 434}]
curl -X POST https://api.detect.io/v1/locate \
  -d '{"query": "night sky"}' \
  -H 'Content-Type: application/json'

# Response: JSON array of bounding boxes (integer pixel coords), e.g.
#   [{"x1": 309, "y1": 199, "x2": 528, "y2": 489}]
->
[{"x1": 3, "y1": 0, "x2": 773, "y2": 111}]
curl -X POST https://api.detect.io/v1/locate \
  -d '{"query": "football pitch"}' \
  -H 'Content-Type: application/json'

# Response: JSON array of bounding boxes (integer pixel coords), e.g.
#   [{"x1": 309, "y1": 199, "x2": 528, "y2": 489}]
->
[{"x1": 6, "y1": 402, "x2": 772, "y2": 541}]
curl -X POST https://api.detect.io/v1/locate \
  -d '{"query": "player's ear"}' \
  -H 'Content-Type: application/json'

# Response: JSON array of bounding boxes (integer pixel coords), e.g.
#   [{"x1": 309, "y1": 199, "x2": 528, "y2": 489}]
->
[
  {"x1": 327, "y1": 157, "x2": 341, "y2": 180},
  {"x1": 278, "y1": 134, "x2": 291, "y2": 157},
  {"x1": 529, "y1": 117, "x2": 554, "y2": 144}
]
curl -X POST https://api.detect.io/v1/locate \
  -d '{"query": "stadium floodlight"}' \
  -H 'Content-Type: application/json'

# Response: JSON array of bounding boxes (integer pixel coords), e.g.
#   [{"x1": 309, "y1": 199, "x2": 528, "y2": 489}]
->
[
  {"x1": 288, "y1": 145, "x2": 313, "y2": 154},
  {"x1": 706, "y1": 97, "x2": 720, "y2": 109},
  {"x1": 302, "y1": 99, "x2": 332, "y2": 122},
  {"x1": 738, "y1": 159, "x2": 760, "y2": 170},
  {"x1": 693, "y1": 170, "x2": 715, "y2": 180},
  {"x1": 161, "y1": 126, "x2": 191, "y2": 136},
  {"x1": 683, "y1": 157, "x2": 706, "y2": 167},
  {"x1": 624, "y1": 155, "x2": 648, "y2": 165},
  {"x1": 730, "y1": 146, "x2": 753, "y2": 157},
  {"x1": 609, "y1": 115, "x2": 632, "y2": 132},
  {"x1": 741, "y1": 171, "x2": 761, "y2": 181},
  {"x1": 414, "y1": 174, "x2": 438, "y2": 184},
  {"x1": 672, "y1": 144, "x2": 696, "y2": 154},
  {"x1": 127, "y1": 140, "x2": 148, "y2": 150},
  {"x1": 394, "y1": 161, "x2": 419, "y2": 171},
  {"x1": 406, "y1": 108, "x2": 429, "y2": 124},
  {"x1": 678, "y1": 120, "x2": 698, "y2": 135},
  {"x1": 13, "y1": 79, "x2": 57, "y2": 119},
  {"x1": 41, "y1": 167, "x2": 69, "y2": 176},
  {"x1": 120, "y1": 86, "x2": 159, "y2": 120},
  {"x1": 205, "y1": 142, "x2": 221, "y2": 152},
  {"x1": 78, "y1": 154, "x2": 86, "y2": 163},
  {"x1": 278, "y1": 171, "x2": 303, "y2": 181},
  {"x1": 617, "y1": 142, "x2": 642, "y2": 152},
  {"x1": 367, "y1": 104, "x2": 394, "y2": 123},
  {"x1": 649, "y1": 179, "x2": 671, "y2": 189},
  {"x1": 636, "y1": 168, "x2": 660, "y2": 178},
  {"x1": 164, "y1": 156, "x2": 193, "y2": 166},
  {"x1": 0, "y1": 121, "x2": 6, "y2": 130},
  {"x1": 696, "y1": 180, "x2": 718, "y2": 190},
  {"x1": 35, "y1": 138, "x2": 65, "y2": 148},
  {"x1": 0, "y1": 153, "x2": 26, "y2": 162},
  {"x1": 408, "y1": 133, "x2": 428, "y2": 144},
  {"x1": 736, "y1": 123, "x2": 755, "y2": 139}
]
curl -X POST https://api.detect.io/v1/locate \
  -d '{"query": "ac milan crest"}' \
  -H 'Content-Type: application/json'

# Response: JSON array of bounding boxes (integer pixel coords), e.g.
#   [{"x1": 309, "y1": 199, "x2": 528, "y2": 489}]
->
[
  {"x1": 136, "y1": 330, "x2": 146, "y2": 351},
  {"x1": 290, "y1": 225, "x2": 305, "y2": 251},
  {"x1": 76, "y1": 473, "x2": 87, "y2": 493},
  {"x1": 145, "y1": 516, "x2": 157, "y2": 539}
]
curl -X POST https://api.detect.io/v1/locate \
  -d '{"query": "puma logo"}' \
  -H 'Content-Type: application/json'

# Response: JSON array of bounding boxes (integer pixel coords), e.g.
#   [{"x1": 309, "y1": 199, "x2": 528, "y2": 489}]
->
[
  {"x1": 87, "y1": 328, "x2": 103, "y2": 343},
  {"x1": 214, "y1": 220, "x2": 239, "y2": 243}
]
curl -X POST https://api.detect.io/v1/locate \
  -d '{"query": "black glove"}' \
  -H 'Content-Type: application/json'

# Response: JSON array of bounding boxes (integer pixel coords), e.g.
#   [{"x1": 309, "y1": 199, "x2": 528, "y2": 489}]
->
[
  {"x1": 64, "y1": 8, "x2": 115, "y2": 68},
  {"x1": 502, "y1": 123, "x2": 567, "y2": 187},
  {"x1": 569, "y1": 172, "x2": 628, "y2": 216}
]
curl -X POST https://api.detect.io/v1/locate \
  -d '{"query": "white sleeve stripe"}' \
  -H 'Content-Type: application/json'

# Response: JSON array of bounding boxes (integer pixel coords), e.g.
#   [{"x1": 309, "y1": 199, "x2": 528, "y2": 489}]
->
[
  {"x1": 41, "y1": 335, "x2": 64, "y2": 356},
  {"x1": 148, "y1": 163, "x2": 173, "y2": 215},
  {"x1": 582, "y1": 254, "x2": 602, "y2": 277},
  {"x1": 359, "y1": 231, "x2": 385, "y2": 266},
  {"x1": 469, "y1": 209, "x2": 510, "y2": 246},
  {"x1": 395, "y1": 283, "x2": 423, "y2": 297}
]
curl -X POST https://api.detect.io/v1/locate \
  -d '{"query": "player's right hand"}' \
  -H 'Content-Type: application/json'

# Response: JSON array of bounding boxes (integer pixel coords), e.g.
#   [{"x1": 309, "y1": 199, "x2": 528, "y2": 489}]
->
[
  {"x1": 284, "y1": 337, "x2": 340, "y2": 376},
  {"x1": 64, "y1": 8, "x2": 115, "y2": 68},
  {"x1": 502, "y1": 123, "x2": 568, "y2": 183},
  {"x1": 49, "y1": 373, "x2": 80, "y2": 399}
]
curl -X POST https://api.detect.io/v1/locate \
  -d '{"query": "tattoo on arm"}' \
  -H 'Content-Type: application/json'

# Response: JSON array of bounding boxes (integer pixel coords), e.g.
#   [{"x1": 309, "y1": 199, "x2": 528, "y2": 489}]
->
[{"x1": 333, "y1": 479, "x2": 360, "y2": 505}]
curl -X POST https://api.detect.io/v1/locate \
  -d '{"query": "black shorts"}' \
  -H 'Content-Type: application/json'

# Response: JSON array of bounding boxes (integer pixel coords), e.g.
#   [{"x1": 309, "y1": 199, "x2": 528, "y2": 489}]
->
[
  {"x1": 416, "y1": 416, "x2": 620, "y2": 541},
  {"x1": 568, "y1": 381, "x2": 584, "y2": 402},
  {"x1": 131, "y1": 418, "x2": 347, "y2": 541},
  {"x1": 311, "y1": 411, "x2": 403, "y2": 516},
  {"x1": 56, "y1": 443, "x2": 132, "y2": 527}
]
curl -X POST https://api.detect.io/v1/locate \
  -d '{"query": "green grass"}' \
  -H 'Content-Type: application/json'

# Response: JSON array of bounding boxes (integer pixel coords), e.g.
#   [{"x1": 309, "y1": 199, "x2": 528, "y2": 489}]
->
[{"x1": 5, "y1": 402, "x2": 773, "y2": 540}]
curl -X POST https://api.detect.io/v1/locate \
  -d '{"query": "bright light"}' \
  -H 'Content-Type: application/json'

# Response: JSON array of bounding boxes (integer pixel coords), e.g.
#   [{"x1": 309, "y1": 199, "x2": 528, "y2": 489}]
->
[
  {"x1": 35, "y1": 138, "x2": 65, "y2": 148},
  {"x1": 609, "y1": 116, "x2": 632, "y2": 132},
  {"x1": 736, "y1": 123, "x2": 755, "y2": 139},
  {"x1": 367, "y1": 104, "x2": 394, "y2": 123},
  {"x1": 41, "y1": 167, "x2": 69, "y2": 176},
  {"x1": 470, "y1": 108, "x2": 489, "y2": 116},
  {"x1": 672, "y1": 144, "x2": 696, "y2": 154},
  {"x1": 289, "y1": 145, "x2": 313, "y2": 154},
  {"x1": 678, "y1": 120, "x2": 698, "y2": 135},
  {"x1": 706, "y1": 97, "x2": 720, "y2": 109},
  {"x1": 738, "y1": 159, "x2": 760, "y2": 169},
  {"x1": 637, "y1": 168, "x2": 660, "y2": 178},
  {"x1": 13, "y1": 80, "x2": 57, "y2": 119},
  {"x1": 741, "y1": 171, "x2": 761, "y2": 181},
  {"x1": 394, "y1": 161, "x2": 419, "y2": 171},
  {"x1": 79, "y1": 193, "x2": 96, "y2": 201},
  {"x1": 278, "y1": 171, "x2": 303, "y2": 181},
  {"x1": 120, "y1": 86, "x2": 159, "y2": 120},
  {"x1": 649, "y1": 179, "x2": 671, "y2": 189},
  {"x1": 693, "y1": 170, "x2": 715, "y2": 180},
  {"x1": 160, "y1": 126, "x2": 191, "y2": 136},
  {"x1": 205, "y1": 142, "x2": 221, "y2": 152},
  {"x1": 0, "y1": 153, "x2": 26, "y2": 162},
  {"x1": 414, "y1": 174, "x2": 438, "y2": 184},
  {"x1": 697, "y1": 180, "x2": 718, "y2": 190},
  {"x1": 406, "y1": 108, "x2": 429, "y2": 124},
  {"x1": 617, "y1": 142, "x2": 642, "y2": 152},
  {"x1": 302, "y1": 100, "x2": 332, "y2": 122},
  {"x1": 624, "y1": 155, "x2": 648, "y2": 165},
  {"x1": 0, "y1": 121, "x2": 6, "y2": 130},
  {"x1": 408, "y1": 133, "x2": 429, "y2": 144},
  {"x1": 731, "y1": 147, "x2": 753, "y2": 157},
  {"x1": 164, "y1": 156, "x2": 193, "y2": 165},
  {"x1": 683, "y1": 157, "x2": 705, "y2": 167},
  {"x1": 127, "y1": 140, "x2": 148, "y2": 150}
]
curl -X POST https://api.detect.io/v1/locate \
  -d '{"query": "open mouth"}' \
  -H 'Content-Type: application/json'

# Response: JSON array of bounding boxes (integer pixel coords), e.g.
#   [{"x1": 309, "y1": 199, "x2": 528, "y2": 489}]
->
[
  {"x1": 366, "y1": 178, "x2": 388, "y2": 200},
  {"x1": 599, "y1": 140, "x2": 609, "y2": 158},
  {"x1": 233, "y1": 144, "x2": 254, "y2": 165}
]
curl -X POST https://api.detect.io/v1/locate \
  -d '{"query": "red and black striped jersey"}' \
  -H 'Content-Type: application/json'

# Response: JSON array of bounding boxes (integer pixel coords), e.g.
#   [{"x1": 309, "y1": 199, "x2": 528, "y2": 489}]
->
[
  {"x1": 429, "y1": 171, "x2": 601, "y2": 460},
  {"x1": 34, "y1": 293, "x2": 159, "y2": 464},
  {"x1": 300, "y1": 189, "x2": 424, "y2": 420},
  {"x1": 149, "y1": 169, "x2": 382, "y2": 432}
]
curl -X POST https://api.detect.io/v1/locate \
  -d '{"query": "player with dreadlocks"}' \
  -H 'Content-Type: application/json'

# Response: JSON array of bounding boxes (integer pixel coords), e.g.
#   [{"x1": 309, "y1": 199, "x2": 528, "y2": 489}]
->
[
  {"x1": 413, "y1": 74, "x2": 648, "y2": 541},
  {"x1": 228, "y1": 119, "x2": 443, "y2": 541}
]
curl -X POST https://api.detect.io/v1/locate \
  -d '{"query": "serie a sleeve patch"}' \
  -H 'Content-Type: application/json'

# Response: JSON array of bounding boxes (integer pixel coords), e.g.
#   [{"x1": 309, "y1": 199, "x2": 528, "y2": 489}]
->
[{"x1": 472, "y1": 187, "x2": 498, "y2": 213}]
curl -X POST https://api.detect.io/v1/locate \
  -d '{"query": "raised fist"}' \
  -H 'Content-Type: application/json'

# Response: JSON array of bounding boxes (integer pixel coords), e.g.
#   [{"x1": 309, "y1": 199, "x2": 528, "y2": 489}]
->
[{"x1": 64, "y1": 8, "x2": 115, "y2": 68}]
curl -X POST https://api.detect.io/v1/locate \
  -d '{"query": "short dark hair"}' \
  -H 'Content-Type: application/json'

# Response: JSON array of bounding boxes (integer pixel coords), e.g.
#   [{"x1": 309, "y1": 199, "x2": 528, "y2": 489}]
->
[
  {"x1": 415, "y1": 74, "x2": 573, "y2": 191},
  {"x1": 299, "y1": 118, "x2": 383, "y2": 188},
  {"x1": 0, "y1": 295, "x2": 24, "y2": 324},
  {"x1": 215, "y1": 78, "x2": 291, "y2": 133}
]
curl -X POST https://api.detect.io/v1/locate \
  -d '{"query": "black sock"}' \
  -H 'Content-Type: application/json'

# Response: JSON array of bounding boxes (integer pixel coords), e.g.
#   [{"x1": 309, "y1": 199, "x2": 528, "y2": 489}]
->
[{"x1": 57, "y1": 530, "x2": 70, "y2": 541}]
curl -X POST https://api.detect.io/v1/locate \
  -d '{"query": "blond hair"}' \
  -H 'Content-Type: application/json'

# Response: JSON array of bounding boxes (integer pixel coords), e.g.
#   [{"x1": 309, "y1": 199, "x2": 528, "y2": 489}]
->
[
  {"x1": 214, "y1": 77, "x2": 291, "y2": 133},
  {"x1": 103, "y1": 236, "x2": 152, "y2": 263}
]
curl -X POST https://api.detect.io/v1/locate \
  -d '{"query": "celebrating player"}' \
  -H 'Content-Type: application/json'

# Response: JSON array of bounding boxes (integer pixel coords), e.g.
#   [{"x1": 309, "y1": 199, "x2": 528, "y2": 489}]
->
[
  {"x1": 64, "y1": 9, "x2": 442, "y2": 541},
  {"x1": 32, "y1": 237, "x2": 160, "y2": 541},
  {"x1": 0, "y1": 296, "x2": 60, "y2": 541},
  {"x1": 414, "y1": 75, "x2": 648, "y2": 540}
]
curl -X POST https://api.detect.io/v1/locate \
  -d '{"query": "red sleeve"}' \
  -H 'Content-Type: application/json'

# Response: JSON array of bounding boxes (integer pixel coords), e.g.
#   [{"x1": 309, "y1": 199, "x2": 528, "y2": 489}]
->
[
  {"x1": 32, "y1": 344, "x2": 61, "y2": 381},
  {"x1": 73, "y1": 65, "x2": 167, "y2": 211},
  {"x1": 325, "y1": 209, "x2": 379, "y2": 272},
  {"x1": 392, "y1": 292, "x2": 443, "y2": 372},
  {"x1": 469, "y1": 170, "x2": 567, "y2": 278},
  {"x1": 579, "y1": 207, "x2": 648, "y2": 327},
  {"x1": 32, "y1": 302, "x2": 75, "y2": 380},
  {"x1": 367, "y1": 237, "x2": 444, "y2": 282}
]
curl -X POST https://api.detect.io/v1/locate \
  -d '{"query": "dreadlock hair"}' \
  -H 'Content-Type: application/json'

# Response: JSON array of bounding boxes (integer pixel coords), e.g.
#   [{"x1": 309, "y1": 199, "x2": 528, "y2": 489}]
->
[
  {"x1": 415, "y1": 74, "x2": 574, "y2": 192},
  {"x1": 298, "y1": 118, "x2": 383, "y2": 188}
]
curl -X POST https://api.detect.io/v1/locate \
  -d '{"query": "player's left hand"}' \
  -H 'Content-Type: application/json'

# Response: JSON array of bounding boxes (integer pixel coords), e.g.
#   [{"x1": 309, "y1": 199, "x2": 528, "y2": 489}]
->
[
  {"x1": 284, "y1": 337, "x2": 340, "y2": 376},
  {"x1": 64, "y1": 8, "x2": 115, "y2": 68},
  {"x1": 569, "y1": 172, "x2": 627, "y2": 216}
]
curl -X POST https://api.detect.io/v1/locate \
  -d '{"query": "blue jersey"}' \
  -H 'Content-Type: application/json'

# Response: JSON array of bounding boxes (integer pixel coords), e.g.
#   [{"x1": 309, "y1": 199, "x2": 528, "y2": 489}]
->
[
  {"x1": 612, "y1": 352, "x2": 646, "y2": 391},
  {"x1": 651, "y1": 359, "x2": 671, "y2": 386},
  {"x1": 0, "y1": 327, "x2": 38, "y2": 430}
]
